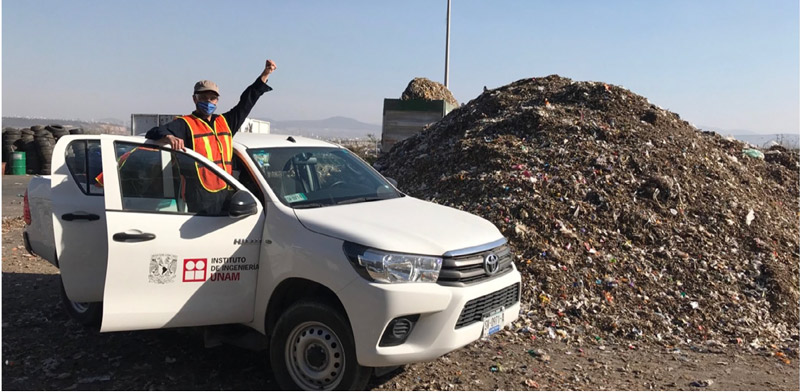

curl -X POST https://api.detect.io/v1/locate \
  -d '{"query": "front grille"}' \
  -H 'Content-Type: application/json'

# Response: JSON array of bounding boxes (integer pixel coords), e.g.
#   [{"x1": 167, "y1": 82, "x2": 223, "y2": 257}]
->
[
  {"x1": 455, "y1": 283, "x2": 520, "y2": 329},
  {"x1": 438, "y1": 244, "x2": 514, "y2": 286}
]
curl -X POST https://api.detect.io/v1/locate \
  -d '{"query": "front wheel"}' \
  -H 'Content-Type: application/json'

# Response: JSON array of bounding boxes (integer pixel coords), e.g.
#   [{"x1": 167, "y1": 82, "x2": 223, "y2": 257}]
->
[
  {"x1": 270, "y1": 301, "x2": 371, "y2": 390},
  {"x1": 59, "y1": 277, "x2": 102, "y2": 327}
]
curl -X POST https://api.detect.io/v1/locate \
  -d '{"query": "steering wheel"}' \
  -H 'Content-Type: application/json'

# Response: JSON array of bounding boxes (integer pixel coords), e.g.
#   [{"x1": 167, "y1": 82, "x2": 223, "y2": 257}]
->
[{"x1": 329, "y1": 180, "x2": 348, "y2": 188}]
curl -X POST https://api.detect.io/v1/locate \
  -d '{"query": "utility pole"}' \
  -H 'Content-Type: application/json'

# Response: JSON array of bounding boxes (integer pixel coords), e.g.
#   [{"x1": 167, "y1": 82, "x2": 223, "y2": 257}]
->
[{"x1": 445, "y1": 0, "x2": 451, "y2": 88}]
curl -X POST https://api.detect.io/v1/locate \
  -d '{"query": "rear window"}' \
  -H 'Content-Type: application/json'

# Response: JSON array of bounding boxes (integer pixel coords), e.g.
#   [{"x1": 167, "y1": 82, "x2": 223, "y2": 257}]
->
[{"x1": 65, "y1": 140, "x2": 103, "y2": 196}]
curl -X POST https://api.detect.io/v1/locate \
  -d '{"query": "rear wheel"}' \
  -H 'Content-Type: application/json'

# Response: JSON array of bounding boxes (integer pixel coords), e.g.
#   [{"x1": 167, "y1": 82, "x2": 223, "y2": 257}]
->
[
  {"x1": 59, "y1": 277, "x2": 102, "y2": 327},
  {"x1": 270, "y1": 301, "x2": 371, "y2": 390}
]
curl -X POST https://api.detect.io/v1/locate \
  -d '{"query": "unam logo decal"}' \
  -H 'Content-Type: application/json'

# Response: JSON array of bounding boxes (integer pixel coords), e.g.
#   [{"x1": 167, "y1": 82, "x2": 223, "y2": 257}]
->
[
  {"x1": 149, "y1": 254, "x2": 177, "y2": 284},
  {"x1": 183, "y1": 258, "x2": 208, "y2": 282}
]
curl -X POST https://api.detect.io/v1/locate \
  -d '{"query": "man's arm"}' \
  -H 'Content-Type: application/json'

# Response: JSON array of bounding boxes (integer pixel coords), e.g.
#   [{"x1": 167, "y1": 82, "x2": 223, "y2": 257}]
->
[
  {"x1": 260, "y1": 59, "x2": 277, "y2": 84},
  {"x1": 223, "y1": 59, "x2": 277, "y2": 135},
  {"x1": 145, "y1": 119, "x2": 189, "y2": 151}
]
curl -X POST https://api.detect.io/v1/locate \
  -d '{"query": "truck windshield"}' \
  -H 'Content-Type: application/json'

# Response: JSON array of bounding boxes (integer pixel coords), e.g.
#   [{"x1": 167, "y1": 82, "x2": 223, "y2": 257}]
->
[{"x1": 247, "y1": 147, "x2": 402, "y2": 208}]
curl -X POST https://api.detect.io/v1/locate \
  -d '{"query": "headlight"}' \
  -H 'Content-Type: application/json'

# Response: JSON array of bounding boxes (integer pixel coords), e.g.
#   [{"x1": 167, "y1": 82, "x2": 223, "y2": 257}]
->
[{"x1": 343, "y1": 242, "x2": 442, "y2": 283}]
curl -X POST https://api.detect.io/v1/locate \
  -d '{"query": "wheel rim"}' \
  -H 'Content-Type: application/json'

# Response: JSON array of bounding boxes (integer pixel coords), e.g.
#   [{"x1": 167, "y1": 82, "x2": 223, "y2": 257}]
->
[
  {"x1": 285, "y1": 321, "x2": 345, "y2": 390},
  {"x1": 70, "y1": 301, "x2": 90, "y2": 314}
]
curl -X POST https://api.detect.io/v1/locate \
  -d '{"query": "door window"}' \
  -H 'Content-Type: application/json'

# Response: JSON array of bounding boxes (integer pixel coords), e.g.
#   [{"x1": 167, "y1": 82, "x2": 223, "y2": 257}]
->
[{"x1": 113, "y1": 142, "x2": 235, "y2": 216}]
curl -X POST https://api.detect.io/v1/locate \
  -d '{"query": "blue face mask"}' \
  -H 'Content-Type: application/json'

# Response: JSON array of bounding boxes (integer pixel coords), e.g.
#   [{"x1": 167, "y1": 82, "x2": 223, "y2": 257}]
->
[{"x1": 196, "y1": 101, "x2": 216, "y2": 115}]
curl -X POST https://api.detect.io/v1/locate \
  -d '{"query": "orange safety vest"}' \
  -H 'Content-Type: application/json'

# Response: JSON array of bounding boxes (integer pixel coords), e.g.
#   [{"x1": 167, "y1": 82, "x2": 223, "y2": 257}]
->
[{"x1": 180, "y1": 115, "x2": 233, "y2": 192}]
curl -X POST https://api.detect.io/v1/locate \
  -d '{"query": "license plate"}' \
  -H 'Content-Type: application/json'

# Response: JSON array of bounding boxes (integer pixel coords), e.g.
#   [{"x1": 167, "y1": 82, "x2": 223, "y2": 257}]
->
[{"x1": 481, "y1": 307, "x2": 504, "y2": 339}]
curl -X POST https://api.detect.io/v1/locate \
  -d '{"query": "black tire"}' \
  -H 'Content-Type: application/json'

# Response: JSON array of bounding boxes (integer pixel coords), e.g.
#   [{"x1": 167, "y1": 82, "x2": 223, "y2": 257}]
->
[
  {"x1": 26, "y1": 151, "x2": 40, "y2": 174},
  {"x1": 59, "y1": 276, "x2": 102, "y2": 327},
  {"x1": 2, "y1": 135, "x2": 20, "y2": 147},
  {"x1": 36, "y1": 147, "x2": 54, "y2": 160},
  {"x1": 31, "y1": 125, "x2": 45, "y2": 132},
  {"x1": 46, "y1": 125, "x2": 69, "y2": 140},
  {"x1": 270, "y1": 301, "x2": 371, "y2": 391},
  {"x1": 38, "y1": 148, "x2": 54, "y2": 163},
  {"x1": 35, "y1": 137, "x2": 54, "y2": 148}
]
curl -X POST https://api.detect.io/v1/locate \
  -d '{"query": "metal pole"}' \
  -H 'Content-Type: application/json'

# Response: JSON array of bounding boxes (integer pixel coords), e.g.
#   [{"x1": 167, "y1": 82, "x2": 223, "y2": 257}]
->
[{"x1": 445, "y1": 0, "x2": 451, "y2": 88}]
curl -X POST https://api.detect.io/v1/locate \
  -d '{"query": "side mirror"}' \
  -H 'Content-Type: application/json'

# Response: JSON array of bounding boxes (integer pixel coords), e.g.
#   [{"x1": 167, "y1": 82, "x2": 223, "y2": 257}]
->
[
  {"x1": 229, "y1": 190, "x2": 258, "y2": 218},
  {"x1": 386, "y1": 177, "x2": 398, "y2": 188}
]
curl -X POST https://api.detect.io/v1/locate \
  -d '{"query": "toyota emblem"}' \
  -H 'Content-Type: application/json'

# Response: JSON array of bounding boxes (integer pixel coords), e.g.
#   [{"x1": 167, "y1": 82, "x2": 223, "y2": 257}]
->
[{"x1": 484, "y1": 253, "x2": 500, "y2": 275}]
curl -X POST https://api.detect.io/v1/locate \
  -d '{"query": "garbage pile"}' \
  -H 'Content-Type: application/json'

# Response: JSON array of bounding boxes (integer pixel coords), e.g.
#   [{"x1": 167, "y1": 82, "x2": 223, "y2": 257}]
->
[
  {"x1": 401, "y1": 77, "x2": 459, "y2": 107},
  {"x1": 376, "y1": 75, "x2": 799, "y2": 348},
  {"x1": 2, "y1": 125, "x2": 84, "y2": 174}
]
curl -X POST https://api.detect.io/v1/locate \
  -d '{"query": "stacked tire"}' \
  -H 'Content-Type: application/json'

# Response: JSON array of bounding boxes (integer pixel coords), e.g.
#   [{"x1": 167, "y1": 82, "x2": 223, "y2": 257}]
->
[
  {"x1": 2, "y1": 128, "x2": 21, "y2": 174},
  {"x1": 20, "y1": 128, "x2": 40, "y2": 174},
  {"x1": 46, "y1": 124, "x2": 70, "y2": 139},
  {"x1": 68, "y1": 126, "x2": 85, "y2": 135},
  {"x1": 2, "y1": 124, "x2": 82, "y2": 174},
  {"x1": 35, "y1": 126, "x2": 56, "y2": 175}
]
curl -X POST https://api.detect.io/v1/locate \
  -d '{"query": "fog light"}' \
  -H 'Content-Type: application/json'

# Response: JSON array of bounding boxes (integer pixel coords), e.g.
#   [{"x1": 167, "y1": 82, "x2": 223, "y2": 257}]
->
[{"x1": 379, "y1": 315, "x2": 420, "y2": 347}]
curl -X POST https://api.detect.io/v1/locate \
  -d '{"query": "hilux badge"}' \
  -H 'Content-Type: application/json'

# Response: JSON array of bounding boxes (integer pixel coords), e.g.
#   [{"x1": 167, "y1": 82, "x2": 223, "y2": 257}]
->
[{"x1": 484, "y1": 253, "x2": 500, "y2": 275}]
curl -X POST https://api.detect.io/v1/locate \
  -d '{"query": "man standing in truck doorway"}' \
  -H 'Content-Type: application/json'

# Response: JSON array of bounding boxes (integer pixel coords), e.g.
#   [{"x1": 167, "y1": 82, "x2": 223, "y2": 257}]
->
[{"x1": 145, "y1": 59, "x2": 277, "y2": 215}]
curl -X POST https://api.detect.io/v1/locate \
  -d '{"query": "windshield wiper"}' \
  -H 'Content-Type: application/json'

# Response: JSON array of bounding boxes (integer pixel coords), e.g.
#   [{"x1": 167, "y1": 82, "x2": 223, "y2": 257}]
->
[
  {"x1": 291, "y1": 202, "x2": 325, "y2": 209},
  {"x1": 335, "y1": 196, "x2": 386, "y2": 206}
]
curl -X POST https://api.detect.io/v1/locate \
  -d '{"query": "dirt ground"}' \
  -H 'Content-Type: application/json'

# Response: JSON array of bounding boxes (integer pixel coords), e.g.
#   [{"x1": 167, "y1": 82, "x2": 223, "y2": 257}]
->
[{"x1": 1, "y1": 210, "x2": 797, "y2": 390}]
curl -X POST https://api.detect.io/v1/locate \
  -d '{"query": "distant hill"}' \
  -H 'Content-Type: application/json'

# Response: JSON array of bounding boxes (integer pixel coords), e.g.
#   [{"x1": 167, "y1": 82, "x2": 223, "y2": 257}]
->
[
  {"x1": 262, "y1": 116, "x2": 380, "y2": 139},
  {"x1": 699, "y1": 125, "x2": 799, "y2": 149},
  {"x1": 269, "y1": 116, "x2": 378, "y2": 131},
  {"x1": 729, "y1": 134, "x2": 798, "y2": 149}
]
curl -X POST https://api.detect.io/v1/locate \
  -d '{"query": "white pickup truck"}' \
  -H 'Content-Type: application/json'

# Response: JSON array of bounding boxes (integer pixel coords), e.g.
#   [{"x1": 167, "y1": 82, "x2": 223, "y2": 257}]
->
[{"x1": 23, "y1": 133, "x2": 521, "y2": 390}]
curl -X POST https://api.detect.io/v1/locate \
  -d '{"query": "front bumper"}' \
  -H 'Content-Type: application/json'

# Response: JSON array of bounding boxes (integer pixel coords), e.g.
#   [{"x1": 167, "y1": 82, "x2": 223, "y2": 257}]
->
[{"x1": 337, "y1": 266, "x2": 521, "y2": 367}]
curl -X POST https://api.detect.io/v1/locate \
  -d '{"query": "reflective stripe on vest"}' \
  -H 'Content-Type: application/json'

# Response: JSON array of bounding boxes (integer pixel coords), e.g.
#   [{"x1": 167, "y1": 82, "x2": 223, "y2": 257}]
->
[{"x1": 180, "y1": 115, "x2": 233, "y2": 192}]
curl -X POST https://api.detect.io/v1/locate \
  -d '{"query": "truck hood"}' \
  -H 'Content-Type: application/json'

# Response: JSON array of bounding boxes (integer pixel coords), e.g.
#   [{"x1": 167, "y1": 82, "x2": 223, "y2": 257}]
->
[{"x1": 293, "y1": 196, "x2": 504, "y2": 256}]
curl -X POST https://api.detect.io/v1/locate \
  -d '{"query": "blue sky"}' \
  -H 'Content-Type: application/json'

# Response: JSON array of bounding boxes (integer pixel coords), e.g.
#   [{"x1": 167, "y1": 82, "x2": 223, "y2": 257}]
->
[{"x1": 2, "y1": 0, "x2": 798, "y2": 134}]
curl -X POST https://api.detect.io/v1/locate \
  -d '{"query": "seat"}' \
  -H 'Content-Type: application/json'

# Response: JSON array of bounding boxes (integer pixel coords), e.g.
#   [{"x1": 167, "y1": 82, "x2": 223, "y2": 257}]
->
[{"x1": 281, "y1": 173, "x2": 306, "y2": 195}]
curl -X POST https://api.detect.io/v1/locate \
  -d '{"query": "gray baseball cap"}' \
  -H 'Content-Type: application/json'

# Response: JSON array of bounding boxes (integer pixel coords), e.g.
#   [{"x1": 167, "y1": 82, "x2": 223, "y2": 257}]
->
[{"x1": 194, "y1": 80, "x2": 219, "y2": 95}]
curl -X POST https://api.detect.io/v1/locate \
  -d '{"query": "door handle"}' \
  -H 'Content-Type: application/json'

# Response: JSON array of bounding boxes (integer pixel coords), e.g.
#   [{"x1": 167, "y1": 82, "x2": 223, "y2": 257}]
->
[
  {"x1": 62, "y1": 213, "x2": 100, "y2": 221},
  {"x1": 112, "y1": 232, "x2": 156, "y2": 242}
]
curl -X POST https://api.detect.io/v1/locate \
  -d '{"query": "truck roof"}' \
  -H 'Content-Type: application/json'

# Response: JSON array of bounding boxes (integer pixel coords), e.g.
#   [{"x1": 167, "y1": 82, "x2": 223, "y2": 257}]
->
[{"x1": 232, "y1": 133, "x2": 338, "y2": 149}]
